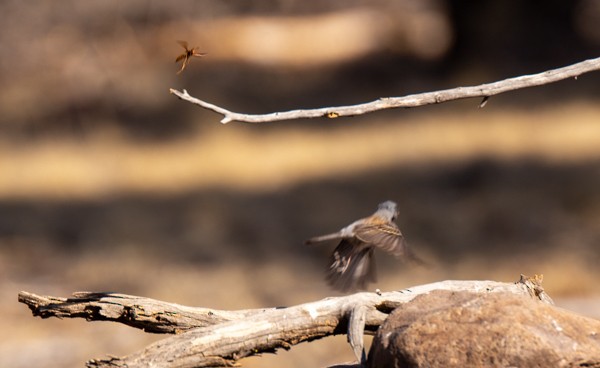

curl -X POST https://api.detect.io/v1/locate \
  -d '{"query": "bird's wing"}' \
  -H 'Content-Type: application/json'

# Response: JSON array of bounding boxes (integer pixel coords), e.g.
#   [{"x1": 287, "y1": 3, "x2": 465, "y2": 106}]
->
[
  {"x1": 177, "y1": 40, "x2": 189, "y2": 49},
  {"x1": 305, "y1": 231, "x2": 345, "y2": 245},
  {"x1": 326, "y1": 238, "x2": 376, "y2": 292},
  {"x1": 175, "y1": 53, "x2": 187, "y2": 63},
  {"x1": 354, "y1": 218, "x2": 407, "y2": 256},
  {"x1": 354, "y1": 219, "x2": 428, "y2": 266}
]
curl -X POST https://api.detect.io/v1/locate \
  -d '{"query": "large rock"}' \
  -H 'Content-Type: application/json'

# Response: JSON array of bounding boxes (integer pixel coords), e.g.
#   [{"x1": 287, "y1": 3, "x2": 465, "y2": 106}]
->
[{"x1": 368, "y1": 290, "x2": 600, "y2": 367}]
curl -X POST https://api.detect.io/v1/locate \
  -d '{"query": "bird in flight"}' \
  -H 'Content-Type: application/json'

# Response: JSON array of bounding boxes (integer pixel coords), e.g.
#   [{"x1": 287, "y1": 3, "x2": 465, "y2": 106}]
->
[
  {"x1": 306, "y1": 200, "x2": 425, "y2": 292},
  {"x1": 175, "y1": 40, "x2": 206, "y2": 74}
]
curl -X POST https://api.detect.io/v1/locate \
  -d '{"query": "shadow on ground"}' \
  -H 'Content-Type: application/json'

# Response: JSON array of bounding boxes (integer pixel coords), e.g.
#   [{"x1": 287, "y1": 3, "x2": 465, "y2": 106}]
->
[{"x1": 3, "y1": 157, "x2": 599, "y2": 294}]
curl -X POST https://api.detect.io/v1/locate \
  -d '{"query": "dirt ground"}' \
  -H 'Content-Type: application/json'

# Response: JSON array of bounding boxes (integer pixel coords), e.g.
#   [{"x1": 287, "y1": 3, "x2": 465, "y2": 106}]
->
[{"x1": 1, "y1": 2, "x2": 600, "y2": 367}]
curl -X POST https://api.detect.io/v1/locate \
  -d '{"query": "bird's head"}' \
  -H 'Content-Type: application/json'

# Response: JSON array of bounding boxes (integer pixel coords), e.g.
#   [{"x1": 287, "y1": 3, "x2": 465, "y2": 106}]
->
[{"x1": 377, "y1": 200, "x2": 399, "y2": 220}]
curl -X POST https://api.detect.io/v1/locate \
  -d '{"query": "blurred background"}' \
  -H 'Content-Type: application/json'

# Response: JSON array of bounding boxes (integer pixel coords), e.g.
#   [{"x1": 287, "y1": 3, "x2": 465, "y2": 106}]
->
[{"x1": 2, "y1": 0, "x2": 600, "y2": 367}]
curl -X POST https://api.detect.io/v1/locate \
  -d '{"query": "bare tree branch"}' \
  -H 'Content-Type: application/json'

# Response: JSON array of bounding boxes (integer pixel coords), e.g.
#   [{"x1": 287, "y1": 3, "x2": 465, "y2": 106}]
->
[
  {"x1": 170, "y1": 57, "x2": 600, "y2": 124},
  {"x1": 19, "y1": 278, "x2": 552, "y2": 368},
  {"x1": 17, "y1": 291, "x2": 269, "y2": 334}
]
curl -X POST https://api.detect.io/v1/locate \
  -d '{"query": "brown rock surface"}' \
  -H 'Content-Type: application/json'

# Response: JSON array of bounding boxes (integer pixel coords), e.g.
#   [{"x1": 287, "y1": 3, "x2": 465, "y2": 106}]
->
[{"x1": 368, "y1": 290, "x2": 600, "y2": 367}]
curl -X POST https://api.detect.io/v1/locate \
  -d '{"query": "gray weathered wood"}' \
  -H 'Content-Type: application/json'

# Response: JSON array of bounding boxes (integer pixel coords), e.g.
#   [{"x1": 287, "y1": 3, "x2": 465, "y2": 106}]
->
[
  {"x1": 348, "y1": 304, "x2": 367, "y2": 365},
  {"x1": 17, "y1": 291, "x2": 268, "y2": 333}
]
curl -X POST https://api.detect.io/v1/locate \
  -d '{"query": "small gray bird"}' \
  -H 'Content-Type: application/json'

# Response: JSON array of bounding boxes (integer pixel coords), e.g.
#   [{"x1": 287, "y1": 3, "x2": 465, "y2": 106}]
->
[{"x1": 306, "y1": 200, "x2": 424, "y2": 292}]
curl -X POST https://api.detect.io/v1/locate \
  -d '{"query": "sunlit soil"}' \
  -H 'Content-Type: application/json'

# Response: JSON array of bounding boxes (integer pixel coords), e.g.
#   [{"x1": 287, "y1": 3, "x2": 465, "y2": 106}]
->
[{"x1": 2, "y1": 103, "x2": 600, "y2": 199}]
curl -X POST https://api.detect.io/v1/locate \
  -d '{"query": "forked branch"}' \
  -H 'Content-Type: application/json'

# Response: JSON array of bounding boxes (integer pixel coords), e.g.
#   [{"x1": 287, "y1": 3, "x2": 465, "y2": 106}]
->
[
  {"x1": 170, "y1": 57, "x2": 600, "y2": 124},
  {"x1": 18, "y1": 277, "x2": 552, "y2": 368}
]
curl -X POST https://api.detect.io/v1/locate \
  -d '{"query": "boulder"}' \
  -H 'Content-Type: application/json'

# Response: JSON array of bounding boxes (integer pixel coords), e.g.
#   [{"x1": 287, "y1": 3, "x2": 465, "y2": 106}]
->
[{"x1": 368, "y1": 290, "x2": 600, "y2": 367}]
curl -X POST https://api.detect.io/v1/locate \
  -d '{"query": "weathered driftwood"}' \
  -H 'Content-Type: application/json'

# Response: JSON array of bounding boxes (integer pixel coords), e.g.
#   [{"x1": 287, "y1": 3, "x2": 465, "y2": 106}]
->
[
  {"x1": 18, "y1": 277, "x2": 551, "y2": 368},
  {"x1": 17, "y1": 291, "x2": 268, "y2": 334},
  {"x1": 170, "y1": 57, "x2": 600, "y2": 124}
]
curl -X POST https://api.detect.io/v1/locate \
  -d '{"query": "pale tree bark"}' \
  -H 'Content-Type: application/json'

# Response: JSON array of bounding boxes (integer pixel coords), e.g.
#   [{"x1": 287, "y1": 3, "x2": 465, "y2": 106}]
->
[
  {"x1": 18, "y1": 276, "x2": 552, "y2": 368},
  {"x1": 170, "y1": 57, "x2": 600, "y2": 124}
]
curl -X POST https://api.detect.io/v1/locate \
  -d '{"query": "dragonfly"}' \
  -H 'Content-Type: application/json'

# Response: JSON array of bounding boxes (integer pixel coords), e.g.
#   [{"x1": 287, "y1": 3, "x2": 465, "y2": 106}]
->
[{"x1": 175, "y1": 40, "x2": 207, "y2": 74}]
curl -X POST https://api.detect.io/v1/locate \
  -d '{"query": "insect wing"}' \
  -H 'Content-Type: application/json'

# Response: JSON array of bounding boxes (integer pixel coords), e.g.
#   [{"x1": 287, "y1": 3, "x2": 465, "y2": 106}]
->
[{"x1": 176, "y1": 40, "x2": 189, "y2": 50}]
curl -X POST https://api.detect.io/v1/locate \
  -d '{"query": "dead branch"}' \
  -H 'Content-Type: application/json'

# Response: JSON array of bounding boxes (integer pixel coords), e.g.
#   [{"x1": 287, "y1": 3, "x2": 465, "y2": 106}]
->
[
  {"x1": 170, "y1": 57, "x2": 600, "y2": 124},
  {"x1": 18, "y1": 278, "x2": 552, "y2": 368},
  {"x1": 17, "y1": 291, "x2": 269, "y2": 334}
]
